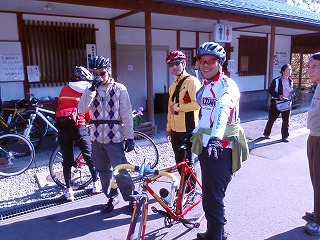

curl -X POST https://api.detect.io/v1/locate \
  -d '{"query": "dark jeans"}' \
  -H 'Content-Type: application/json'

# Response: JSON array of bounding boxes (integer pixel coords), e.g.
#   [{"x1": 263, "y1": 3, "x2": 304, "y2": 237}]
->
[
  {"x1": 263, "y1": 100, "x2": 290, "y2": 139},
  {"x1": 171, "y1": 130, "x2": 193, "y2": 166},
  {"x1": 58, "y1": 125, "x2": 98, "y2": 188},
  {"x1": 199, "y1": 147, "x2": 232, "y2": 239}
]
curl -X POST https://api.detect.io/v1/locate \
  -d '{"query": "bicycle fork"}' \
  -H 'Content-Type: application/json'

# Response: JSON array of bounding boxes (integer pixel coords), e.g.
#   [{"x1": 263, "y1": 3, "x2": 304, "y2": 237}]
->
[
  {"x1": 23, "y1": 113, "x2": 37, "y2": 139},
  {"x1": 127, "y1": 194, "x2": 148, "y2": 240}
]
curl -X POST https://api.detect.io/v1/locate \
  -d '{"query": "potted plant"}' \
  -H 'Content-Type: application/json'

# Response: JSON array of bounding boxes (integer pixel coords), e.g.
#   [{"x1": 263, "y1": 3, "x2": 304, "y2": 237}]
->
[
  {"x1": 292, "y1": 85, "x2": 305, "y2": 108},
  {"x1": 132, "y1": 107, "x2": 145, "y2": 129},
  {"x1": 132, "y1": 107, "x2": 155, "y2": 135}
]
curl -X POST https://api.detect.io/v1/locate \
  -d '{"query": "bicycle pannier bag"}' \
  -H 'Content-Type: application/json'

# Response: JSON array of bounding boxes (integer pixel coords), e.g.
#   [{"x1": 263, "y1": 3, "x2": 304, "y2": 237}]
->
[
  {"x1": 276, "y1": 99, "x2": 292, "y2": 112},
  {"x1": 55, "y1": 107, "x2": 78, "y2": 127}
]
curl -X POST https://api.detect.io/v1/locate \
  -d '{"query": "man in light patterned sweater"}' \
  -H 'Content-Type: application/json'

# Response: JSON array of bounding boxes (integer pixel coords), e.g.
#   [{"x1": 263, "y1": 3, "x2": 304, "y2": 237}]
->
[{"x1": 78, "y1": 56, "x2": 135, "y2": 214}]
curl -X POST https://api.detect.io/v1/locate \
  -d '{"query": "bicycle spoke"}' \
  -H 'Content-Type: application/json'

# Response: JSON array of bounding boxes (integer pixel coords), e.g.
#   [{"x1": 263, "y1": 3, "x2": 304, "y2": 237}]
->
[
  {"x1": 180, "y1": 159, "x2": 203, "y2": 229},
  {"x1": 125, "y1": 131, "x2": 159, "y2": 179},
  {"x1": 0, "y1": 134, "x2": 35, "y2": 177},
  {"x1": 49, "y1": 144, "x2": 92, "y2": 190}
]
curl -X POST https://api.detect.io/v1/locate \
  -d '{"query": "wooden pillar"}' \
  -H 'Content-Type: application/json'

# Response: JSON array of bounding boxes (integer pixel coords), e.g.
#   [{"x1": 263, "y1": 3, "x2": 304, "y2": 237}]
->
[
  {"x1": 267, "y1": 25, "x2": 276, "y2": 106},
  {"x1": 110, "y1": 20, "x2": 118, "y2": 81},
  {"x1": 145, "y1": 9, "x2": 155, "y2": 125},
  {"x1": 17, "y1": 13, "x2": 28, "y2": 97}
]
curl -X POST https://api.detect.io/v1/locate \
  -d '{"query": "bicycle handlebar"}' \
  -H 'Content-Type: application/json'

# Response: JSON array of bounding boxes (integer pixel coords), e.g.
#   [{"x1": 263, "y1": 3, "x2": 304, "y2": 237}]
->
[{"x1": 114, "y1": 164, "x2": 178, "y2": 186}]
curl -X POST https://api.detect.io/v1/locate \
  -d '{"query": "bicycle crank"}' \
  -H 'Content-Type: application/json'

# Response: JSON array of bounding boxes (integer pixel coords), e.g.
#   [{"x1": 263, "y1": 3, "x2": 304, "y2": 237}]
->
[{"x1": 151, "y1": 206, "x2": 174, "y2": 227}]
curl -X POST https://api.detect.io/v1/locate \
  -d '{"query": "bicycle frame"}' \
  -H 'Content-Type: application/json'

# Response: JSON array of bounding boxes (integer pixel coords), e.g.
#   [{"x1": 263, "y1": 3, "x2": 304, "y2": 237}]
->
[
  {"x1": 144, "y1": 160, "x2": 202, "y2": 220},
  {"x1": 24, "y1": 104, "x2": 57, "y2": 137},
  {"x1": 113, "y1": 161, "x2": 204, "y2": 240}
]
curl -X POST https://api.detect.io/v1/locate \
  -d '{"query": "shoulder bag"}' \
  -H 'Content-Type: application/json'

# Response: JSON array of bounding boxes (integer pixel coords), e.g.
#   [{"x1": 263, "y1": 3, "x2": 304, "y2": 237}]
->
[
  {"x1": 55, "y1": 107, "x2": 78, "y2": 127},
  {"x1": 275, "y1": 99, "x2": 292, "y2": 112}
]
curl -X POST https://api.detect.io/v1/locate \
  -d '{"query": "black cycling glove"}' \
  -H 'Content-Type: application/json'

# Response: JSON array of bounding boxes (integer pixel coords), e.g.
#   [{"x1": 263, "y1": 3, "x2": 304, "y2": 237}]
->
[
  {"x1": 206, "y1": 137, "x2": 223, "y2": 160},
  {"x1": 124, "y1": 139, "x2": 135, "y2": 152},
  {"x1": 89, "y1": 76, "x2": 103, "y2": 91}
]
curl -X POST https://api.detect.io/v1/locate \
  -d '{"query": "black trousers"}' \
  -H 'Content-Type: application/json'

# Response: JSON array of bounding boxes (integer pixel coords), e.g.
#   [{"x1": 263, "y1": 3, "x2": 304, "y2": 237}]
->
[
  {"x1": 199, "y1": 147, "x2": 232, "y2": 239},
  {"x1": 263, "y1": 100, "x2": 290, "y2": 139},
  {"x1": 170, "y1": 130, "x2": 193, "y2": 166},
  {"x1": 58, "y1": 125, "x2": 98, "y2": 188}
]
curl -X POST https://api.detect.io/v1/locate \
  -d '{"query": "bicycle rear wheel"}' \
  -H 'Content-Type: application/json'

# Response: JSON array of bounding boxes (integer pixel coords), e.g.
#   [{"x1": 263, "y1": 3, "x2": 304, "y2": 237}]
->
[
  {"x1": 126, "y1": 197, "x2": 148, "y2": 240},
  {"x1": 0, "y1": 133, "x2": 35, "y2": 177},
  {"x1": 49, "y1": 144, "x2": 93, "y2": 190},
  {"x1": 179, "y1": 158, "x2": 203, "y2": 229},
  {"x1": 125, "y1": 131, "x2": 159, "y2": 169}
]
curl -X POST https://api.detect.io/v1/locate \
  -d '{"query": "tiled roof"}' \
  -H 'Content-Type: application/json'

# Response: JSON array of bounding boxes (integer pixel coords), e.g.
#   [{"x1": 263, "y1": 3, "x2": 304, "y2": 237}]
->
[{"x1": 155, "y1": 0, "x2": 320, "y2": 26}]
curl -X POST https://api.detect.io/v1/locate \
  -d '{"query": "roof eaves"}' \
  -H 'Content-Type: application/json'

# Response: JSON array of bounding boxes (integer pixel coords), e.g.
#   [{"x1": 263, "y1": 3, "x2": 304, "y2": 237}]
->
[{"x1": 153, "y1": 0, "x2": 320, "y2": 26}]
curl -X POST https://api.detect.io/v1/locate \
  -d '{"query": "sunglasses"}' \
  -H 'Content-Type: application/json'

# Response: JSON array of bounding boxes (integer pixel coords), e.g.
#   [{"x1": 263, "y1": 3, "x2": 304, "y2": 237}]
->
[
  {"x1": 198, "y1": 58, "x2": 219, "y2": 65},
  {"x1": 168, "y1": 61, "x2": 182, "y2": 67},
  {"x1": 94, "y1": 71, "x2": 107, "y2": 77}
]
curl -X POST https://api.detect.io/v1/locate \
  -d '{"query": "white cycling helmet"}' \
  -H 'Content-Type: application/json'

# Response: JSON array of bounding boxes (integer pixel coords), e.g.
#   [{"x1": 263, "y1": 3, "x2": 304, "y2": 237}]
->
[{"x1": 74, "y1": 66, "x2": 92, "y2": 81}]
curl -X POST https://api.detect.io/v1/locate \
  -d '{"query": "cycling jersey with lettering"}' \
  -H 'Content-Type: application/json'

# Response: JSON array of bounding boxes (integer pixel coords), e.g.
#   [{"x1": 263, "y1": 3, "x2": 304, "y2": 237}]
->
[{"x1": 193, "y1": 72, "x2": 240, "y2": 146}]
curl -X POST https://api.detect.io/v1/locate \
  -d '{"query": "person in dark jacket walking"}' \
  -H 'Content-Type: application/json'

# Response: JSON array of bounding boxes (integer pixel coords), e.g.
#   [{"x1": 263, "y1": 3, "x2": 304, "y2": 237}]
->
[{"x1": 263, "y1": 64, "x2": 294, "y2": 142}]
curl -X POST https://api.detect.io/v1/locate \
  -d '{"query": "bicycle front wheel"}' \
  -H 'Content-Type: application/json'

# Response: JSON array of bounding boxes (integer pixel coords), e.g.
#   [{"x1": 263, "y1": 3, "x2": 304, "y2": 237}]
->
[
  {"x1": 125, "y1": 131, "x2": 159, "y2": 169},
  {"x1": 180, "y1": 158, "x2": 203, "y2": 229},
  {"x1": 11, "y1": 121, "x2": 43, "y2": 150},
  {"x1": 49, "y1": 144, "x2": 93, "y2": 190},
  {"x1": 126, "y1": 197, "x2": 148, "y2": 240},
  {"x1": 0, "y1": 133, "x2": 35, "y2": 177}
]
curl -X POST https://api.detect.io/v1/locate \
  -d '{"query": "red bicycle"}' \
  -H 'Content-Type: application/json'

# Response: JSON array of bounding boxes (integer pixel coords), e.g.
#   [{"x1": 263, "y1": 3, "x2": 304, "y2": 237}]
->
[{"x1": 113, "y1": 145, "x2": 204, "y2": 240}]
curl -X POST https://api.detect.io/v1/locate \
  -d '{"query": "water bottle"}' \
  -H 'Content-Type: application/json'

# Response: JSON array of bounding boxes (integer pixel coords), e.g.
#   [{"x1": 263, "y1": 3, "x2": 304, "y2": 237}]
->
[
  {"x1": 159, "y1": 188, "x2": 171, "y2": 205},
  {"x1": 7, "y1": 114, "x2": 13, "y2": 125}
]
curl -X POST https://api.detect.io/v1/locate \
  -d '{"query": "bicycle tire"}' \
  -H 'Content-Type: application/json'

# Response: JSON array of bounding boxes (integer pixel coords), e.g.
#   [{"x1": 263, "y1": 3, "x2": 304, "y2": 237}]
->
[
  {"x1": 180, "y1": 158, "x2": 203, "y2": 229},
  {"x1": 126, "y1": 197, "x2": 148, "y2": 240},
  {"x1": 125, "y1": 131, "x2": 159, "y2": 169},
  {"x1": 49, "y1": 144, "x2": 93, "y2": 190},
  {"x1": 10, "y1": 121, "x2": 43, "y2": 150},
  {"x1": 0, "y1": 133, "x2": 35, "y2": 177}
]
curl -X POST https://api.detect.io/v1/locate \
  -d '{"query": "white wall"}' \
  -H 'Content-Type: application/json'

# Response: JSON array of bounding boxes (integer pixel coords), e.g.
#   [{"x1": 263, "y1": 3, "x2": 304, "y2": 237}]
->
[
  {"x1": 0, "y1": 13, "x2": 25, "y2": 101},
  {"x1": 1, "y1": 12, "x2": 292, "y2": 103},
  {"x1": 273, "y1": 35, "x2": 292, "y2": 79}
]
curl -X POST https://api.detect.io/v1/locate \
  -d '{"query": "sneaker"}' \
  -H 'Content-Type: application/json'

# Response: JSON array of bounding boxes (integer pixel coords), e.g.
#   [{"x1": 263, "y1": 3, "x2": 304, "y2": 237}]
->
[
  {"x1": 197, "y1": 231, "x2": 228, "y2": 240},
  {"x1": 305, "y1": 222, "x2": 320, "y2": 235},
  {"x1": 92, "y1": 181, "x2": 102, "y2": 194},
  {"x1": 64, "y1": 189, "x2": 75, "y2": 202},
  {"x1": 264, "y1": 135, "x2": 270, "y2": 139},
  {"x1": 101, "y1": 197, "x2": 119, "y2": 213},
  {"x1": 306, "y1": 211, "x2": 315, "y2": 220}
]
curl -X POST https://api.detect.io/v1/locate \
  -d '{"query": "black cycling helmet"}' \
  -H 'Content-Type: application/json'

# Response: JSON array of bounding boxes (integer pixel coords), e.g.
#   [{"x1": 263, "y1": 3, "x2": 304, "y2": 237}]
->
[
  {"x1": 89, "y1": 56, "x2": 111, "y2": 70},
  {"x1": 74, "y1": 66, "x2": 92, "y2": 81},
  {"x1": 196, "y1": 42, "x2": 226, "y2": 64}
]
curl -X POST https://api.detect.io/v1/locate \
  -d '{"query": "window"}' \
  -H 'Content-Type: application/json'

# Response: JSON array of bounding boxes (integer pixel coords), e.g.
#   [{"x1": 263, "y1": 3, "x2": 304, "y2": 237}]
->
[
  {"x1": 181, "y1": 48, "x2": 194, "y2": 69},
  {"x1": 24, "y1": 20, "x2": 96, "y2": 87},
  {"x1": 238, "y1": 35, "x2": 267, "y2": 76}
]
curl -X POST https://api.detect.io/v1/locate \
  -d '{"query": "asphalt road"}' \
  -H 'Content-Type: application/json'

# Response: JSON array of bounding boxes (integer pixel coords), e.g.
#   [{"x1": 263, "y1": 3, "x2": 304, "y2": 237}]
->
[{"x1": 1, "y1": 124, "x2": 318, "y2": 240}]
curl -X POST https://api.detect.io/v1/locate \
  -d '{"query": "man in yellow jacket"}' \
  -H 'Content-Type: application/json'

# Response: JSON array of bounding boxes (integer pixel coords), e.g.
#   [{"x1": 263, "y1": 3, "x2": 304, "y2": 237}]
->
[{"x1": 166, "y1": 50, "x2": 201, "y2": 166}]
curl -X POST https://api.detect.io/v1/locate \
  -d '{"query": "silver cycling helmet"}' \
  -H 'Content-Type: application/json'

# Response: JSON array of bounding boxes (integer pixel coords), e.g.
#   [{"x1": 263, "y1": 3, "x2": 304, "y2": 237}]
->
[
  {"x1": 196, "y1": 42, "x2": 226, "y2": 65},
  {"x1": 89, "y1": 56, "x2": 111, "y2": 70},
  {"x1": 74, "y1": 66, "x2": 92, "y2": 81}
]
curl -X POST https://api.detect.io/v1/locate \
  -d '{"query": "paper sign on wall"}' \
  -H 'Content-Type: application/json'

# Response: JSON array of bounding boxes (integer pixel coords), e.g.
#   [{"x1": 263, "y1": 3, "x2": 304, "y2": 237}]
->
[
  {"x1": 0, "y1": 42, "x2": 24, "y2": 81},
  {"x1": 86, "y1": 44, "x2": 96, "y2": 69},
  {"x1": 213, "y1": 24, "x2": 232, "y2": 43},
  {"x1": 27, "y1": 65, "x2": 40, "y2": 82}
]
